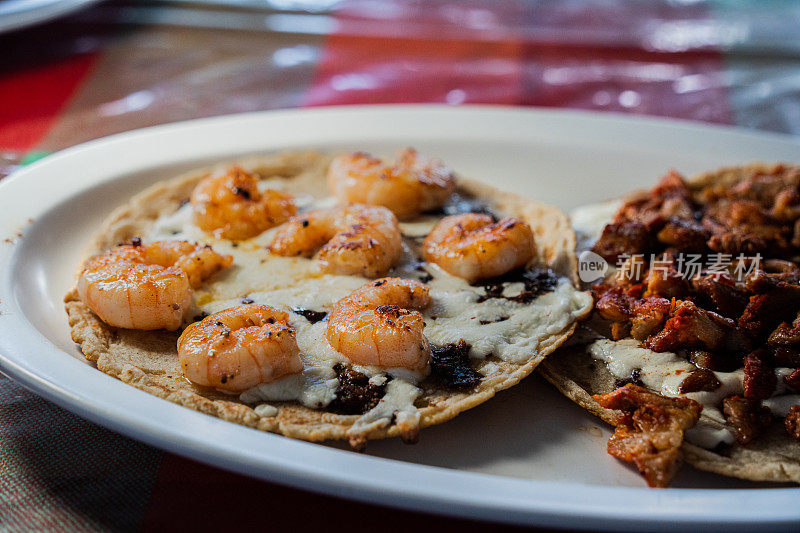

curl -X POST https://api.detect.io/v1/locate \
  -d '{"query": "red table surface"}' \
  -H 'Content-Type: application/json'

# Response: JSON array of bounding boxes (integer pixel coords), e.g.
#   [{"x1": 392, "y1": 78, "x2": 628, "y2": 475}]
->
[{"x1": 1, "y1": 1, "x2": 799, "y2": 530}]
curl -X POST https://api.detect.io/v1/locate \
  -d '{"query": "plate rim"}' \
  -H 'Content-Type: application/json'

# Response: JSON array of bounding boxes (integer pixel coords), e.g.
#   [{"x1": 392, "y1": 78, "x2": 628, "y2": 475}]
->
[
  {"x1": 1, "y1": 104, "x2": 800, "y2": 531},
  {"x1": 0, "y1": 0, "x2": 99, "y2": 34}
]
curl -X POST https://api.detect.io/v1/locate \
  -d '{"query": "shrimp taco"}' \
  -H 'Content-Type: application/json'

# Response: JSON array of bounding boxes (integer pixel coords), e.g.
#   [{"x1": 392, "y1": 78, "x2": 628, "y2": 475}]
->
[
  {"x1": 539, "y1": 163, "x2": 800, "y2": 487},
  {"x1": 66, "y1": 149, "x2": 592, "y2": 448}
]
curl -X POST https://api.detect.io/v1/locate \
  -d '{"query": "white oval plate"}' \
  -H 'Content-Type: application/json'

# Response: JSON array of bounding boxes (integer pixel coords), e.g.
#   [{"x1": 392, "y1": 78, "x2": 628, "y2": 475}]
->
[{"x1": 1, "y1": 106, "x2": 799, "y2": 531}]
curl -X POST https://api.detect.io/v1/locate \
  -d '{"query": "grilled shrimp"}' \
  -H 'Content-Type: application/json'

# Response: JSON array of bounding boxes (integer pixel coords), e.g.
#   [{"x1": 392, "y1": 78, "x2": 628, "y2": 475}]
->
[
  {"x1": 326, "y1": 278, "x2": 431, "y2": 371},
  {"x1": 178, "y1": 305, "x2": 302, "y2": 392},
  {"x1": 191, "y1": 166, "x2": 296, "y2": 240},
  {"x1": 269, "y1": 204, "x2": 403, "y2": 277},
  {"x1": 77, "y1": 240, "x2": 232, "y2": 330},
  {"x1": 423, "y1": 213, "x2": 535, "y2": 283},
  {"x1": 327, "y1": 148, "x2": 456, "y2": 219}
]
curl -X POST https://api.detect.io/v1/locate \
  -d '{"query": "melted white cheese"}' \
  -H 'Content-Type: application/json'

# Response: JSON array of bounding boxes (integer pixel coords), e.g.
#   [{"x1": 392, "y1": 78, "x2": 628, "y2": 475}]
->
[
  {"x1": 426, "y1": 266, "x2": 592, "y2": 362},
  {"x1": 398, "y1": 215, "x2": 440, "y2": 238},
  {"x1": 254, "y1": 404, "x2": 279, "y2": 417},
  {"x1": 148, "y1": 203, "x2": 203, "y2": 242},
  {"x1": 589, "y1": 339, "x2": 800, "y2": 447},
  {"x1": 570, "y1": 200, "x2": 622, "y2": 252}
]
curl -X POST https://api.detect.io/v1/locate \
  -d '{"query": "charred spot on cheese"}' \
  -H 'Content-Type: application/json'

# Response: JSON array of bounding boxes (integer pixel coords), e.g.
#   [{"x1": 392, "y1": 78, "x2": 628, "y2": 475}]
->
[
  {"x1": 614, "y1": 367, "x2": 644, "y2": 389},
  {"x1": 479, "y1": 315, "x2": 509, "y2": 325},
  {"x1": 412, "y1": 260, "x2": 433, "y2": 283},
  {"x1": 291, "y1": 307, "x2": 327, "y2": 324},
  {"x1": 413, "y1": 263, "x2": 433, "y2": 283},
  {"x1": 436, "y1": 192, "x2": 497, "y2": 220},
  {"x1": 328, "y1": 363, "x2": 388, "y2": 414},
  {"x1": 241, "y1": 296, "x2": 255, "y2": 304},
  {"x1": 392, "y1": 259, "x2": 432, "y2": 283},
  {"x1": 476, "y1": 268, "x2": 559, "y2": 303},
  {"x1": 430, "y1": 340, "x2": 482, "y2": 391}
]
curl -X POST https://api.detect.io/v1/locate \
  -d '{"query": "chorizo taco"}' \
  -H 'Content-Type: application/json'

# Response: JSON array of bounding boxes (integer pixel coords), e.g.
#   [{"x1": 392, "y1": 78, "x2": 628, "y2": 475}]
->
[{"x1": 540, "y1": 163, "x2": 800, "y2": 487}]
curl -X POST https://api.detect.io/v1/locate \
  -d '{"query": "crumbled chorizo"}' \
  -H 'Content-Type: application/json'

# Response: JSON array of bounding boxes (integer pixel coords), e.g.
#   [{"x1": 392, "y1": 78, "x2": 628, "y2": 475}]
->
[
  {"x1": 731, "y1": 175, "x2": 778, "y2": 203},
  {"x1": 764, "y1": 259, "x2": 800, "y2": 275},
  {"x1": 691, "y1": 274, "x2": 749, "y2": 318},
  {"x1": 742, "y1": 349, "x2": 777, "y2": 400},
  {"x1": 594, "y1": 384, "x2": 701, "y2": 488},
  {"x1": 593, "y1": 222, "x2": 654, "y2": 262},
  {"x1": 785, "y1": 405, "x2": 800, "y2": 440},
  {"x1": 723, "y1": 396, "x2": 773, "y2": 445},
  {"x1": 656, "y1": 217, "x2": 709, "y2": 252},
  {"x1": 629, "y1": 297, "x2": 671, "y2": 340},
  {"x1": 621, "y1": 172, "x2": 696, "y2": 225},
  {"x1": 643, "y1": 265, "x2": 689, "y2": 299},
  {"x1": 707, "y1": 231, "x2": 770, "y2": 256},
  {"x1": 645, "y1": 301, "x2": 737, "y2": 353},
  {"x1": 678, "y1": 369, "x2": 722, "y2": 394},
  {"x1": 744, "y1": 269, "x2": 800, "y2": 292},
  {"x1": 738, "y1": 278, "x2": 800, "y2": 337},
  {"x1": 611, "y1": 321, "x2": 631, "y2": 340},
  {"x1": 784, "y1": 368, "x2": 800, "y2": 391},
  {"x1": 613, "y1": 198, "x2": 665, "y2": 229},
  {"x1": 593, "y1": 284, "x2": 636, "y2": 322},
  {"x1": 767, "y1": 314, "x2": 800, "y2": 346},
  {"x1": 774, "y1": 347, "x2": 800, "y2": 368},
  {"x1": 651, "y1": 170, "x2": 693, "y2": 200},
  {"x1": 687, "y1": 349, "x2": 740, "y2": 372},
  {"x1": 772, "y1": 188, "x2": 800, "y2": 221},
  {"x1": 793, "y1": 219, "x2": 800, "y2": 248}
]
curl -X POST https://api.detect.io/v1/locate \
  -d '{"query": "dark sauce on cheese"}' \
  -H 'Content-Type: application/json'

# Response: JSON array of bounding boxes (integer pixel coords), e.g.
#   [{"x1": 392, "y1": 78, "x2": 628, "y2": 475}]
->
[
  {"x1": 291, "y1": 307, "x2": 328, "y2": 324},
  {"x1": 476, "y1": 268, "x2": 559, "y2": 303},
  {"x1": 329, "y1": 364, "x2": 388, "y2": 414},
  {"x1": 430, "y1": 340, "x2": 482, "y2": 391},
  {"x1": 436, "y1": 192, "x2": 497, "y2": 220}
]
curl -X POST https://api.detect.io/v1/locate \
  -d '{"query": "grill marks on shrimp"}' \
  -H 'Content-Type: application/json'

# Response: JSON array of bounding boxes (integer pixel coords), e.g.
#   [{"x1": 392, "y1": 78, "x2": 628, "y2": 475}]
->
[
  {"x1": 270, "y1": 204, "x2": 403, "y2": 278},
  {"x1": 78, "y1": 240, "x2": 232, "y2": 331},
  {"x1": 178, "y1": 305, "x2": 303, "y2": 392},
  {"x1": 423, "y1": 213, "x2": 536, "y2": 283}
]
